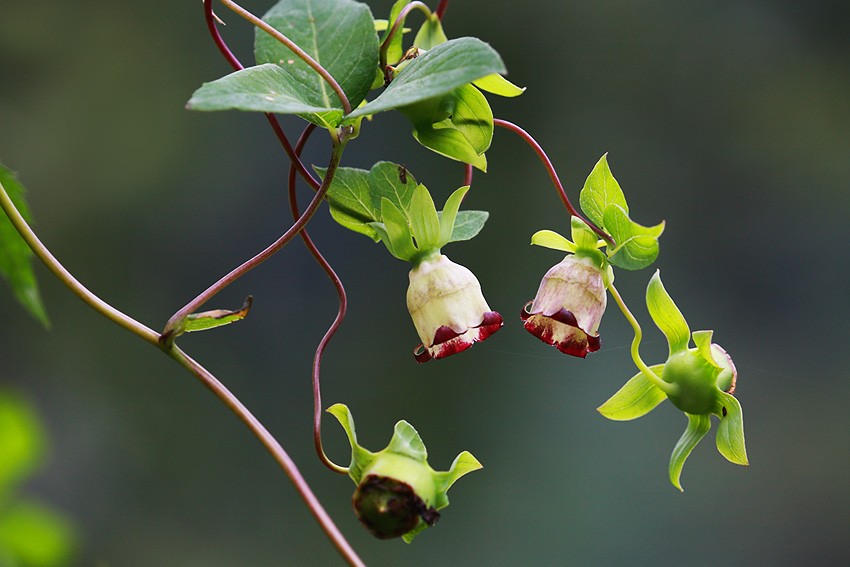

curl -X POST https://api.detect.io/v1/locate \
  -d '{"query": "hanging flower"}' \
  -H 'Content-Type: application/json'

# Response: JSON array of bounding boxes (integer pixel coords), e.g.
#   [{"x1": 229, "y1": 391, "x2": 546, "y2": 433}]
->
[
  {"x1": 521, "y1": 254, "x2": 607, "y2": 358},
  {"x1": 407, "y1": 254, "x2": 502, "y2": 363}
]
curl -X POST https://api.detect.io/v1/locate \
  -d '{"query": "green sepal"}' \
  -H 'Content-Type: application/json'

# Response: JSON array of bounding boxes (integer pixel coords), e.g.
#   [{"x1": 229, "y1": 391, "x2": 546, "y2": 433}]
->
[
  {"x1": 0, "y1": 164, "x2": 50, "y2": 328},
  {"x1": 571, "y1": 216, "x2": 599, "y2": 252},
  {"x1": 692, "y1": 330, "x2": 723, "y2": 374},
  {"x1": 432, "y1": 451, "x2": 483, "y2": 509},
  {"x1": 325, "y1": 403, "x2": 377, "y2": 483},
  {"x1": 472, "y1": 74, "x2": 525, "y2": 97},
  {"x1": 437, "y1": 186, "x2": 468, "y2": 246},
  {"x1": 169, "y1": 297, "x2": 253, "y2": 338},
  {"x1": 646, "y1": 270, "x2": 690, "y2": 356},
  {"x1": 413, "y1": 13, "x2": 448, "y2": 50},
  {"x1": 408, "y1": 184, "x2": 442, "y2": 251},
  {"x1": 347, "y1": 37, "x2": 506, "y2": 120},
  {"x1": 530, "y1": 230, "x2": 577, "y2": 253},
  {"x1": 597, "y1": 364, "x2": 667, "y2": 421},
  {"x1": 409, "y1": 121, "x2": 488, "y2": 170},
  {"x1": 669, "y1": 413, "x2": 711, "y2": 491},
  {"x1": 603, "y1": 204, "x2": 664, "y2": 270},
  {"x1": 716, "y1": 392, "x2": 748, "y2": 466},
  {"x1": 380, "y1": 198, "x2": 418, "y2": 262},
  {"x1": 578, "y1": 154, "x2": 628, "y2": 229}
]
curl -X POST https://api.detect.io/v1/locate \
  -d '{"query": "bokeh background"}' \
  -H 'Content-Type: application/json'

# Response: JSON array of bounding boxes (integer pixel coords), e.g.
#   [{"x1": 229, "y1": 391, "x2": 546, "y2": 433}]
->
[{"x1": 1, "y1": 0, "x2": 849, "y2": 565}]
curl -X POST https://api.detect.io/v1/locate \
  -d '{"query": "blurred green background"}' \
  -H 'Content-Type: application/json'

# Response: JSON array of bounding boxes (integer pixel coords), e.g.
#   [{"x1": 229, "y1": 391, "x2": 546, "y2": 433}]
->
[{"x1": 1, "y1": 0, "x2": 849, "y2": 565}]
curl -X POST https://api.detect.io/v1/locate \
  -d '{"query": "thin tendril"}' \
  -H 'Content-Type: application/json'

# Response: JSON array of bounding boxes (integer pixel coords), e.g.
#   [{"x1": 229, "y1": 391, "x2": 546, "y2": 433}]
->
[
  {"x1": 289, "y1": 124, "x2": 349, "y2": 475},
  {"x1": 217, "y1": 0, "x2": 352, "y2": 115},
  {"x1": 608, "y1": 283, "x2": 677, "y2": 396},
  {"x1": 379, "y1": 1, "x2": 432, "y2": 70},
  {"x1": 493, "y1": 118, "x2": 614, "y2": 246},
  {"x1": 203, "y1": 0, "x2": 320, "y2": 190},
  {"x1": 162, "y1": 139, "x2": 345, "y2": 344}
]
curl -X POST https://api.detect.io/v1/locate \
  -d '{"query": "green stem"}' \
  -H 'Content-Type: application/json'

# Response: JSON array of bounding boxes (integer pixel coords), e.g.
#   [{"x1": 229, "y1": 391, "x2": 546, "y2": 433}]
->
[
  {"x1": 0, "y1": 180, "x2": 160, "y2": 346},
  {"x1": 608, "y1": 283, "x2": 678, "y2": 396},
  {"x1": 218, "y1": 0, "x2": 352, "y2": 115}
]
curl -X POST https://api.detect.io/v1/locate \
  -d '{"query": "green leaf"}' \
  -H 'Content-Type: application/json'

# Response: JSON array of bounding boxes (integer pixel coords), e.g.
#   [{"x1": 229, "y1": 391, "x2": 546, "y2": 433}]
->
[
  {"x1": 603, "y1": 204, "x2": 664, "y2": 270},
  {"x1": 326, "y1": 403, "x2": 377, "y2": 483},
  {"x1": 669, "y1": 413, "x2": 711, "y2": 491},
  {"x1": 597, "y1": 364, "x2": 667, "y2": 421},
  {"x1": 381, "y1": 0, "x2": 411, "y2": 65},
  {"x1": 0, "y1": 165, "x2": 49, "y2": 327},
  {"x1": 318, "y1": 162, "x2": 417, "y2": 241},
  {"x1": 347, "y1": 37, "x2": 506, "y2": 119},
  {"x1": 717, "y1": 392, "x2": 748, "y2": 466},
  {"x1": 473, "y1": 73, "x2": 525, "y2": 97},
  {"x1": 408, "y1": 184, "x2": 441, "y2": 250},
  {"x1": 409, "y1": 122, "x2": 488, "y2": 171},
  {"x1": 437, "y1": 186, "x2": 469, "y2": 246},
  {"x1": 445, "y1": 210, "x2": 488, "y2": 243},
  {"x1": 255, "y1": 0, "x2": 379, "y2": 113},
  {"x1": 386, "y1": 420, "x2": 428, "y2": 462},
  {"x1": 530, "y1": 230, "x2": 576, "y2": 253},
  {"x1": 432, "y1": 451, "x2": 483, "y2": 509},
  {"x1": 571, "y1": 216, "x2": 598, "y2": 251},
  {"x1": 442, "y1": 84, "x2": 494, "y2": 155},
  {"x1": 579, "y1": 154, "x2": 628, "y2": 229},
  {"x1": 187, "y1": 64, "x2": 341, "y2": 127},
  {"x1": 413, "y1": 13, "x2": 448, "y2": 50},
  {"x1": 180, "y1": 296, "x2": 253, "y2": 334},
  {"x1": 0, "y1": 500, "x2": 76, "y2": 567},
  {"x1": 646, "y1": 270, "x2": 690, "y2": 356},
  {"x1": 380, "y1": 198, "x2": 417, "y2": 261},
  {"x1": 0, "y1": 390, "x2": 46, "y2": 494}
]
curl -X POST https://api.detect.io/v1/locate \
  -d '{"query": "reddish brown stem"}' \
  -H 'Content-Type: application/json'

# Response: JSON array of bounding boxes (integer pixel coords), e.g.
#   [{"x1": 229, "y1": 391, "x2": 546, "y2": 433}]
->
[{"x1": 493, "y1": 118, "x2": 614, "y2": 245}]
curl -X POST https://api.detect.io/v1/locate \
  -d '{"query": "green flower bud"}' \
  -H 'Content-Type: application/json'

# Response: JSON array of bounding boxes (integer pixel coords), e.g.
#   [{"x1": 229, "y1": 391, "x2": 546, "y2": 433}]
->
[{"x1": 662, "y1": 349, "x2": 722, "y2": 415}]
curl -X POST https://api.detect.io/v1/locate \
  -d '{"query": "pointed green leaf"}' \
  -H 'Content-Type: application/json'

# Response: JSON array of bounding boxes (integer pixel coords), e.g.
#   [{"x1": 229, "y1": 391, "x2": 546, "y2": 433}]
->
[
  {"x1": 669, "y1": 413, "x2": 711, "y2": 491},
  {"x1": 368, "y1": 222, "x2": 394, "y2": 255},
  {"x1": 646, "y1": 270, "x2": 690, "y2": 356},
  {"x1": 437, "y1": 186, "x2": 469, "y2": 246},
  {"x1": 444, "y1": 210, "x2": 488, "y2": 243},
  {"x1": 366, "y1": 161, "x2": 418, "y2": 217},
  {"x1": 598, "y1": 364, "x2": 667, "y2": 421},
  {"x1": 0, "y1": 166, "x2": 50, "y2": 327},
  {"x1": 385, "y1": 420, "x2": 428, "y2": 462},
  {"x1": 410, "y1": 122, "x2": 488, "y2": 171},
  {"x1": 326, "y1": 403, "x2": 376, "y2": 483},
  {"x1": 380, "y1": 198, "x2": 418, "y2": 261},
  {"x1": 446, "y1": 84, "x2": 494, "y2": 154},
  {"x1": 315, "y1": 165, "x2": 380, "y2": 241},
  {"x1": 255, "y1": 0, "x2": 379, "y2": 114},
  {"x1": 717, "y1": 392, "x2": 748, "y2": 466},
  {"x1": 603, "y1": 204, "x2": 664, "y2": 270},
  {"x1": 347, "y1": 38, "x2": 506, "y2": 119},
  {"x1": 0, "y1": 499, "x2": 76, "y2": 567},
  {"x1": 473, "y1": 73, "x2": 525, "y2": 97},
  {"x1": 187, "y1": 64, "x2": 340, "y2": 125},
  {"x1": 571, "y1": 216, "x2": 598, "y2": 251},
  {"x1": 0, "y1": 390, "x2": 46, "y2": 494},
  {"x1": 413, "y1": 14, "x2": 448, "y2": 50},
  {"x1": 408, "y1": 185, "x2": 441, "y2": 250},
  {"x1": 579, "y1": 154, "x2": 628, "y2": 228},
  {"x1": 530, "y1": 230, "x2": 577, "y2": 253},
  {"x1": 381, "y1": 0, "x2": 411, "y2": 65},
  {"x1": 432, "y1": 450, "x2": 482, "y2": 510},
  {"x1": 180, "y1": 296, "x2": 253, "y2": 334}
]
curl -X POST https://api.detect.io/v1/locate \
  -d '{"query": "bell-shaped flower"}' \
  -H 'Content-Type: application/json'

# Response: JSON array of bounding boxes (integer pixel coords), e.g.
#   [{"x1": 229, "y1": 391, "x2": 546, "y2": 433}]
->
[
  {"x1": 327, "y1": 404, "x2": 482, "y2": 542},
  {"x1": 408, "y1": 254, "x2": 502, "y2": 362},
  {"x1": 522, "y1": 217, "x2": 611, "y2": 357},
  {"x1": 373, "y1": 184, "x2": 501, "y2": 362},
  {"x1": 597, "y1": 271, "x2": 747, "y2": 490}
]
